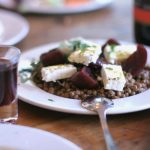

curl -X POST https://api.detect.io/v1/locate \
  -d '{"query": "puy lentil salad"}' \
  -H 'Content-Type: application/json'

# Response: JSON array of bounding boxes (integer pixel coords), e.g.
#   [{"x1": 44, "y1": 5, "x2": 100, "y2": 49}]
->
[{"x1": 31, "y1": 38, "x2": 150, "y2": 100}]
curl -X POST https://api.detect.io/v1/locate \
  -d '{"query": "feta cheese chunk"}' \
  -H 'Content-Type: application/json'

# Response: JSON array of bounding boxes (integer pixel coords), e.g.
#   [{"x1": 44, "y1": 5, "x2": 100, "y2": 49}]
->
[
  {"x1": 101, "y1": 64, "x2": 126, "y2": 91},
  {"x1": 104, "y1": 45, "x2": 137, "y2": 64},
  {"x1": 59, "y1": 37, "x2": 100, "y2": 57},
  {"x1": 68, "y1": 44, "x2": 101, "y2": 66},
  {"x1": 41, "y1": 64, "x2": 77, "y2": 82}
]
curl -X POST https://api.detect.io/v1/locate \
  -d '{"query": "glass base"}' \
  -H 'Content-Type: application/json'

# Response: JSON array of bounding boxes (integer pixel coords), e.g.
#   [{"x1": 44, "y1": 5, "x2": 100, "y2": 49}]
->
[{"x1": 0, "y1": 100, "x2": 18, "y2": 123}]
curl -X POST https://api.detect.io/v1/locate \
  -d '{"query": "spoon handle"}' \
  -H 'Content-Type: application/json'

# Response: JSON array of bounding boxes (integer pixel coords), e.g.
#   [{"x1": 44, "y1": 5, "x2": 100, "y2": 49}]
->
[{"x1": 97, "y1": 108, "x2": 117, "y2": 150}]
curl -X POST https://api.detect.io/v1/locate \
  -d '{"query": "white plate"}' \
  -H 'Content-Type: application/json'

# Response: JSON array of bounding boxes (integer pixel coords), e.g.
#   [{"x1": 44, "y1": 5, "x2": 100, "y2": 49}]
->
[
  {"x1": 0, "y1": 9, "x2": 29, "y2": 45},
  {"x1": 18, "y1": 40, "x2": 150, "y2": 115},
  {"x1": 0, "y1": 124, "x2": 81, "y2": 150},
  {"x1": 18, "y1": 0, "x2": 113, "y2": 14}
]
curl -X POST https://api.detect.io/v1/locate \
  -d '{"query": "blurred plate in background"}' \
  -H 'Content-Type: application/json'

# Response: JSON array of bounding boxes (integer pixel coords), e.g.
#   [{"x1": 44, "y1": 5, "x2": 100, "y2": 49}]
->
[
  {"x1": 0, "y1": 124, "x2": 81, "y2": 150},
  {"x1": 0, "y1": 0, "x2": 113, "y2": 14},
  {"x1": 0, "y1": 9, "x2": 29, "y2": 45}
]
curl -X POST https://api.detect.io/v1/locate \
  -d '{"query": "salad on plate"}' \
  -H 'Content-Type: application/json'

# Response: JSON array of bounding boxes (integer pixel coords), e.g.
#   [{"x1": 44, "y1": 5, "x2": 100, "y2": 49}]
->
[{"x1": 23, "y1": 38, "x2": 149, "y2": 101}]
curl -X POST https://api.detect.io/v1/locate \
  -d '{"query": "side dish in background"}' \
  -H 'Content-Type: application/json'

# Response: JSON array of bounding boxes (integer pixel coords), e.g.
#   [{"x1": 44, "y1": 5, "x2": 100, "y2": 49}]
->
[
  {"x1": 25, "y1": 38, "x2": 149, "y2": 100},
  {"x1": 20, "y1": 0, "x2": 91, "y2": 8},
  {"x1": 0, "y1": 0, "x2": 113, "y2": 14},
  {"x1": 0, "y1": 9, "x2": 29, "y2": 45}
]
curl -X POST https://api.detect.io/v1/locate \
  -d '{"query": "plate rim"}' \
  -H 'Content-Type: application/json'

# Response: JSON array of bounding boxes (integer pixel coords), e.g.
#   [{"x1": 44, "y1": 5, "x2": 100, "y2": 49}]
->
[{"x1": 18, "y1": 40, "x2": 150, "y2": 115}]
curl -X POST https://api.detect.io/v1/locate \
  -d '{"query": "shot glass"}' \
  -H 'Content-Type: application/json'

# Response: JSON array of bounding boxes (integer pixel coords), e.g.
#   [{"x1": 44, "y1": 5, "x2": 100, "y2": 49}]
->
[{"x1": 0, "y1": 46, "x2": 20, "y2": 123}]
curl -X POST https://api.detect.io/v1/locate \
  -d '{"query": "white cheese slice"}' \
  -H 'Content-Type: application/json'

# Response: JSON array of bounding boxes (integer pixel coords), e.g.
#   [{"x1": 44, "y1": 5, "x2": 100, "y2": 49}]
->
[
  {"x1": 41, "y1": 64, "x2": 77, "y2": 82},
  {"x1": 68, "y1": 45, "x2": 101, "y2": 66},
  {"x1": 104, "y1": 45, "x2": 137, "y2": 64},
  {"x1": 101, "y1": 64, "x2": 126, "y2": 91}
]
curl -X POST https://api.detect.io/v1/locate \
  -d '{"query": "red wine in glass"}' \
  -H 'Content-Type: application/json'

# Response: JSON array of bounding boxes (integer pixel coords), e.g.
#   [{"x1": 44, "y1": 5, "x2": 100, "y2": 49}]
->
[
  {"x1": 0, "y1": 46, "x2": 20, "y2": 123},
  {"x1": 0, "y1": 58, "x2": 17, "y2": 106}
]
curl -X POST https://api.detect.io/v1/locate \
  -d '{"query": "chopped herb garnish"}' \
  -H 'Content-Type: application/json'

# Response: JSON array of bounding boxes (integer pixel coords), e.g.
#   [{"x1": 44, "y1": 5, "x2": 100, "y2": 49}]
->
[
  {"x1": 70, "y1": 40, "x2": 95, "y2": 52},
  {"x1": 19, "y1": 68, "x2": 32, "y2": 74},
  {"x1": 19, "y1": 69, "x2": 32, "y2": 83},
  {"x1": 110, "y1": 44, "x2": 116, "y2": 51},
  {"x1": 108, "y1": 44, "x2": 117, "y2": 55},
  {"x1": 31, "y1": 61, "x2": 39, "y2": 68},
  {"x1": 71, "y1": 40, "x2": 81, "y2": 51},
  {"x1": 80, "y1": 43, "x2": 90, "y2": 52},
  {"x1": 48, "y1": 99, "x2": 54, "y2": 102},
  {"x1": 19, "y1": 60, "x2": 41, "y2": 83},
  {"x1": 106, "y1": 67, "x2": 113, "y2": 70}
]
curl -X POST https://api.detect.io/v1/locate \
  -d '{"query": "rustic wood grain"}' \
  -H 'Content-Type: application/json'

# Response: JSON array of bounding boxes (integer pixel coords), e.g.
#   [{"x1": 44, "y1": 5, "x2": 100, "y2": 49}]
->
[{"x1": 14, "y1": 0, "x2": 150, "y2": 149}]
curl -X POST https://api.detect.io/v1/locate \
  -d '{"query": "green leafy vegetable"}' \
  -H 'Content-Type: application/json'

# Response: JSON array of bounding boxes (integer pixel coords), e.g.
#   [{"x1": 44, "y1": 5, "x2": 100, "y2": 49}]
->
[
  {"x1": 110, "y1": 44, "x2": 116, "y2": 52},
  {"x1": 80, "y1": 43, "x2": 91, "y2": 52},
  {"x1": 108, "y1": 44, "x2": 117, "y2": 55},
  {"x1": 19, "y1": 61, "x2": 41, "y2": 83}
]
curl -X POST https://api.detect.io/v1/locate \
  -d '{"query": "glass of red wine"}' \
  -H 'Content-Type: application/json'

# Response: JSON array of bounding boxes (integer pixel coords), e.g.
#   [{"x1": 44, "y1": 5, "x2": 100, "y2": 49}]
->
[{"x1": 0, "y1": 46, "x2": 20, "y2": 123}]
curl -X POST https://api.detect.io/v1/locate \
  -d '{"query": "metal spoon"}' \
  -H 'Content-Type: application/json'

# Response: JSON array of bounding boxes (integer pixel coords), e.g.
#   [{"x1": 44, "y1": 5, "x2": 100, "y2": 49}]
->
[{"x1": 81, "y1": 96, "x2": 117, "y2": 150}]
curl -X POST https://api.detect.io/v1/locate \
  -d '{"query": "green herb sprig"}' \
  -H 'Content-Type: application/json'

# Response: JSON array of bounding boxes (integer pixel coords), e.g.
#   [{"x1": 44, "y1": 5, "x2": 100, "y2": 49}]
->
[{"x1": 19, "y1": 61, "x2": 41, "y2": 83}]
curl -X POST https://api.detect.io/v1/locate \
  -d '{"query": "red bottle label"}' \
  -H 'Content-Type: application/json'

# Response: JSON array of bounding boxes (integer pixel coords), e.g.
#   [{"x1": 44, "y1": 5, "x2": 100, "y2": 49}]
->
[{"x1": 134, "y1": 6, "x2": 150, "y2": 25}]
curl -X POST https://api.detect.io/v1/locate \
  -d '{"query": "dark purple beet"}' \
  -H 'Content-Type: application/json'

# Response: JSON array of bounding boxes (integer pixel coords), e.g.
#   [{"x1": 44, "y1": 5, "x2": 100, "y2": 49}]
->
[
  {"x1": 89, "y1": 58, "x2": 107, "y2": 70},
  {"x1": 70, "y1": 67, "x2": 98, "y2": 89},
  {"x1": 122, "y1": 44, "x2": 147, "y2": 76},
  {"x1": 40, "y1": 48, "x2": 67, "y2": 66}
]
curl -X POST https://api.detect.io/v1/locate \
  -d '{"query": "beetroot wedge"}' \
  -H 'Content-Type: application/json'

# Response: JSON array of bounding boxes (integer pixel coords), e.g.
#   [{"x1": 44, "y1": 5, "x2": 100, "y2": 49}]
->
[
  {"x1": 70, "y1": 67, "x2": 98, "y2": 89},
  {"x1": 89, "y1": 58, "x2": 103, "y2": 70},
  {"x1": 122, "y1": 44, "x2": 147, "y2": 76},
  {"x1": 40, "y1": 48, "x2": 66, "y2": 66}
]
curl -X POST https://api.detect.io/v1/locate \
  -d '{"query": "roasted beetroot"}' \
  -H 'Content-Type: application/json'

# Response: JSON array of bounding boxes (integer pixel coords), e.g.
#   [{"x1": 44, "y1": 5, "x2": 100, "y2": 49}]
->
[
  {"x1": 70, "y1": 67, "x2": 98, "y2": 89},
  {"x1": 122, "y1": 44, "x2": 147, "y2": 76},
  {"x1": 89, "y1": 58, "x2": 104, "y2": 70},
  {"x1": 40, "y1": 48, "x2": 66, "y2": 66}
]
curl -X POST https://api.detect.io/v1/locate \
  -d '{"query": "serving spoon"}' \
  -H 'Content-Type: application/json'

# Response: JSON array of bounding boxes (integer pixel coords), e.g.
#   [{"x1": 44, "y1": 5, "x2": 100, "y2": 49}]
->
[{"x1": 81, "y1": 96, "x2": 117, "y2": 150}]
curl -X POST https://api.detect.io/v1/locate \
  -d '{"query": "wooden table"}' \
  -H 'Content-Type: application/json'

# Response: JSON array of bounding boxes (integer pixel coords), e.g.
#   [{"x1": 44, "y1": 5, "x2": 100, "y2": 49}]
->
[{"x1": 15, "y1": 0, "x2": 150, "y2": 149}]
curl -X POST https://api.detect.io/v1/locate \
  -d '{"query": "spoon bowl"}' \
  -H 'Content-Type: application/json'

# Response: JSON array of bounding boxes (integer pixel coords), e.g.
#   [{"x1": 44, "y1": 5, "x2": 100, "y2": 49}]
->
[
  {"x1": 81, "y1": 96, "x2": 114, "y2": 111},
  {"x1": 81, "y1": 96, "x2": 117, "y2": 150}
]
